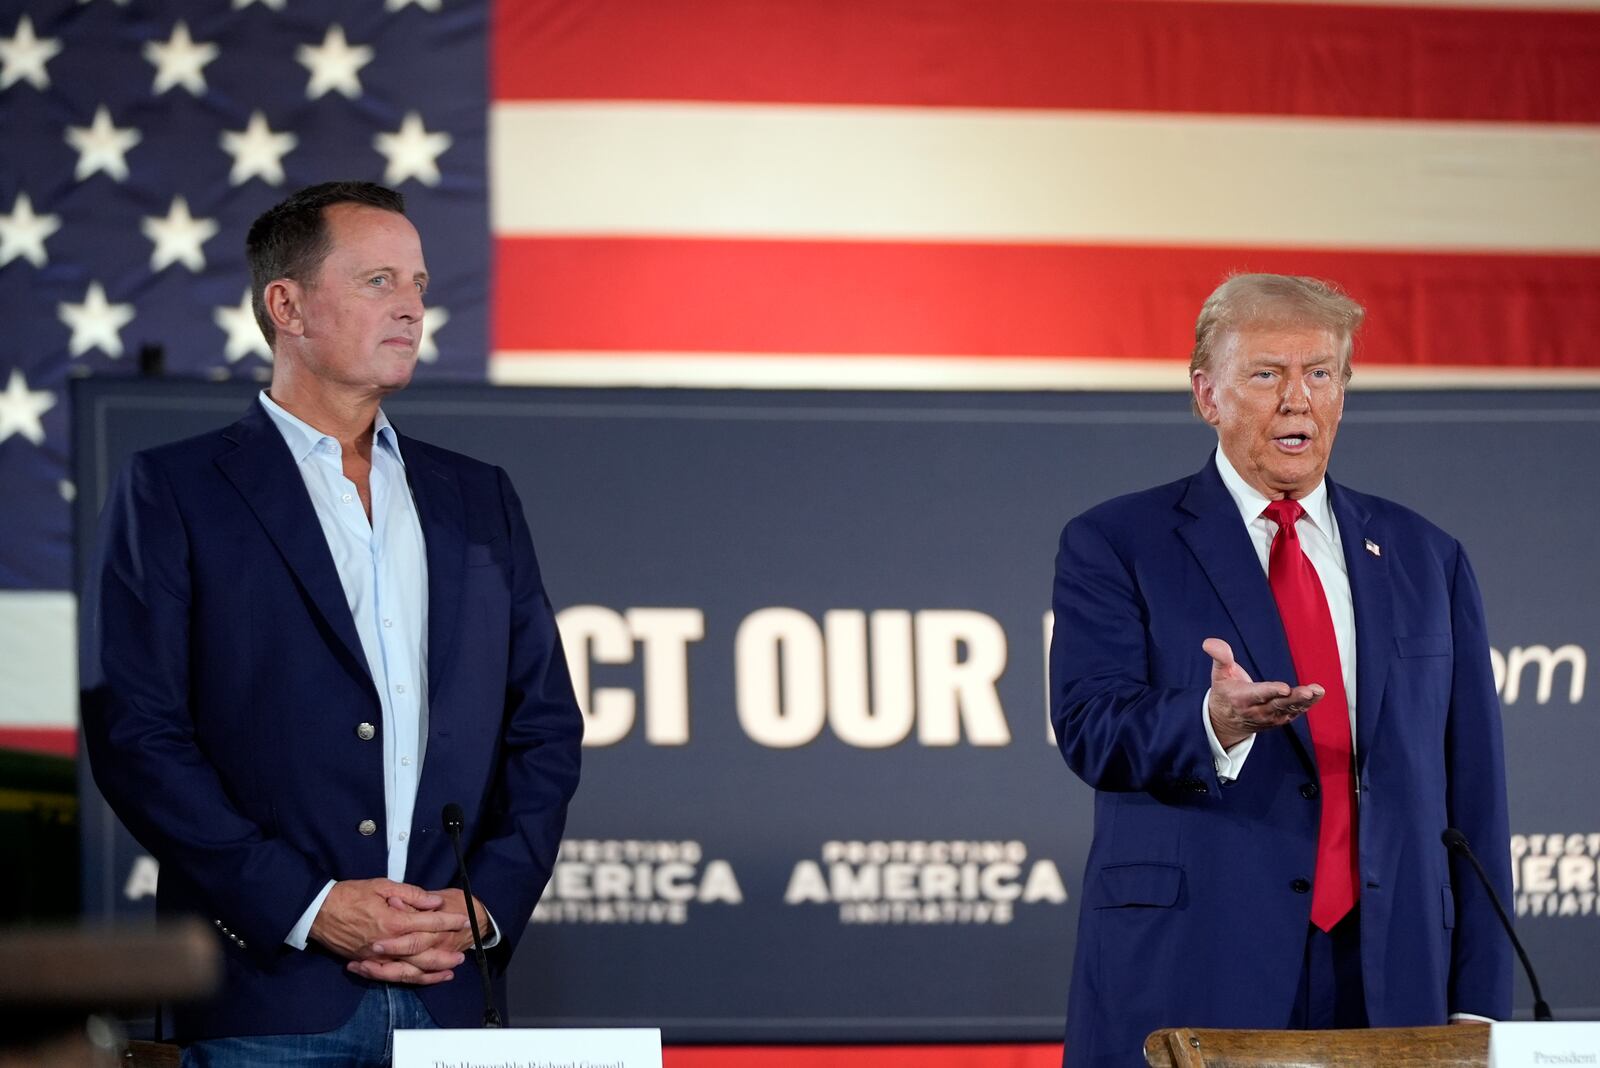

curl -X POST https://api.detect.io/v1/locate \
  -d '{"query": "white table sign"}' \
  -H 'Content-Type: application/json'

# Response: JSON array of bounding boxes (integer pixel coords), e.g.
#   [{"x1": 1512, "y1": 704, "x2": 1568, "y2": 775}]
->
[
  {"x1": 1489, "y1": 1021, "x2": 1600, "y2": 1068},
  {"x1": 393, "y1": 1027, "x2": 662, "y2": 1068}
]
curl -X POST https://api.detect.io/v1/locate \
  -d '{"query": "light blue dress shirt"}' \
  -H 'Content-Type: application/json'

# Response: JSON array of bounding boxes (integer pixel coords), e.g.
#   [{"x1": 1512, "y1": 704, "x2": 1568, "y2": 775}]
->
[{"x1": 257, "y1": 392, "x2": 429, "y2": 948}]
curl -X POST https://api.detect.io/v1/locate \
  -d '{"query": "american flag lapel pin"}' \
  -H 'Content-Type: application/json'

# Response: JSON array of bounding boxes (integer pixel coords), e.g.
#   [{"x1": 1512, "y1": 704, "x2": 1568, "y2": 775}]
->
[{"x1": 1364, "y1": 538, "x2": 1381, "y2": 557}]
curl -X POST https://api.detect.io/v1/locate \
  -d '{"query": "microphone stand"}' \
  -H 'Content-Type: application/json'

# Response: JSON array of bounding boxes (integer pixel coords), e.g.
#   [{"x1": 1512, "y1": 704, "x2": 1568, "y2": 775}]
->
[
  {"x1": 443, "y1": 803, "x2": 502, "y2": 1028},
  {"x1": 1442, "y1": 828, "x2": 1552, "y2": 1021}
]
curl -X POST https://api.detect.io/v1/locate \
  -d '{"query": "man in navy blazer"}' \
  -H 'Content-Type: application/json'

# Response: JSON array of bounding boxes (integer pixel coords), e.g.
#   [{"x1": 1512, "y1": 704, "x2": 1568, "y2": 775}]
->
[
  {"x1": 1049, "y1": 275, "x2": 1511, "y2": 1066},
  {"x1": 81, "y1": 182, "x2": 584, "y2": 1061}
]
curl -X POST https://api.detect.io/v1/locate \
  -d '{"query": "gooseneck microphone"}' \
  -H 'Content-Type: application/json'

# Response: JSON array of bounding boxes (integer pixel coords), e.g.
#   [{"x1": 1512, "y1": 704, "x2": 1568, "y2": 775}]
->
[
  {"x1": 443, "y1": 802, "x2": 502, "y2": 1027},
  {"x1": 1441, "y1": 828, "x2": 1552, "y2": 1021}
]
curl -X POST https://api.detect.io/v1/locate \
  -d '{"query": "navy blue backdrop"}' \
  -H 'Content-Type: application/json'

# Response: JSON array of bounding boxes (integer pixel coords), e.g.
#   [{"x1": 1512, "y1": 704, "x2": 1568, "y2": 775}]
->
[{"x1": 75, "y1": 381, "x2": 1600, "y2": 1039}]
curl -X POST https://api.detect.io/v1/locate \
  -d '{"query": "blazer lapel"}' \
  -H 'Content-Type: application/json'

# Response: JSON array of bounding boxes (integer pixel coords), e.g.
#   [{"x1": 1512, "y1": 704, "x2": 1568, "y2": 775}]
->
[
  {"x1": 401, "y1": 440, "x2": 464, "y2": 703},
  {"x1": 1176, "y1": 455, "x2": 1313, "y2": 757},
  {"x1": 214, "y1": 404, "x2": 373, "y2": 691},
  {"x1": 1329, "y1": 479, "x2": 1393, "y2": 773}
]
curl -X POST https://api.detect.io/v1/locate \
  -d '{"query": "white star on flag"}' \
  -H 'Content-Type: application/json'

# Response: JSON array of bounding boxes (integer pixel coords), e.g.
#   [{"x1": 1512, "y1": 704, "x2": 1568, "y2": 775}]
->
[
  {"x1": 0, "y1": 192, "x2": 61, "y2": 268},
  {"x1": 221, "y1": 111, "x2": 297, "y2": 186},
  {"x1": 64, "y1": 106, "x2": 142, "y2": 182},
  {"x1": 232, "y1": 0, "x2": 286, "y2": 8},
  {"x1": 418, "y1": 306, "x2": 449, "y2": 363},
  {"x1": 386, "y1": 0, "x2": 442, "y2": 10},
  {"x1": 78, "y1": 0, "x2": 132, "y2": 6},
  {"x1": 374, "y1": 111, "x2": 452, "y2": 187},
  {"x1": 0, "y1": 368, "x2": 57, "y2": 447},
  {"x1": 213, "y1": 289, "x2": 272, "y2": 364},
  {"x1": 142, "y1": 196, "x2": 220, "y2": 273},
  {"x1": 0, "y1": 15, "x2": 62, "y2": 91},
  {"x1": 59, "y1": 282, "x2": 136, "y2": 358},
  {"x1": 297, "y1": 25, "x2": 373, "y2": 100},
  {"x1": 144, "y1": 21, "x2": 219, "y2": 97}
]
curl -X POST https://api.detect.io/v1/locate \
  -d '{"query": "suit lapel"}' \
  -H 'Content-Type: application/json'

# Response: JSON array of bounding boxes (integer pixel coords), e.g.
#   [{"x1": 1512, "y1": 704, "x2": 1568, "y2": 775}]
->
[
  {"x1": 1329, "y1": 479, "x2": 1393, "y2": 773},
  {"x1": 1176, "y1": 455, "x2": 1313, "y2": 757},
  {"x1": 400, "y1": 439, "x2": 465, "y2": 703},
  {"x1": 214, "y1": 403, "x2": 373, "y2": 691}
]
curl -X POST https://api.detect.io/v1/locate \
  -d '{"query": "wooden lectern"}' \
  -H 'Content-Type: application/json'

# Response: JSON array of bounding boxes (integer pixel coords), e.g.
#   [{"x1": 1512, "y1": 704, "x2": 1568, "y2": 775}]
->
[{"x1": 1145, "y1": 1024, "x2": 1490, "y2": 1068}]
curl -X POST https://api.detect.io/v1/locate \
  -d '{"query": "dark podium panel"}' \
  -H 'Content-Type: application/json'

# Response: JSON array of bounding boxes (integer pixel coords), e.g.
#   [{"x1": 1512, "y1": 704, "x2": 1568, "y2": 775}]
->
[{"x1": 75, "y1": 381, "x2": 1600, "y2": 1038}]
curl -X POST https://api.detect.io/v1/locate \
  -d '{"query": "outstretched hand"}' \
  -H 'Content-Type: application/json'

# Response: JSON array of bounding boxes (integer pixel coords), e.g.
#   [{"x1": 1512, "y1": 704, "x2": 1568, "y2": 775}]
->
[{"x1": 1203, "y1": 637, "x2": 1323, "y2": 749}]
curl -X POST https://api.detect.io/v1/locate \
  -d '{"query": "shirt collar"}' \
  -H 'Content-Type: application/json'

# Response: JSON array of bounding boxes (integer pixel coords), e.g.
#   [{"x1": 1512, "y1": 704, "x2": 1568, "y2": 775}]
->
[
  {"x1": 1213, "y1": 445, "x2": 1334, "y2": 538},
  {"x1": 257, "y1": 390, "x2": 404, "y2": 466}
]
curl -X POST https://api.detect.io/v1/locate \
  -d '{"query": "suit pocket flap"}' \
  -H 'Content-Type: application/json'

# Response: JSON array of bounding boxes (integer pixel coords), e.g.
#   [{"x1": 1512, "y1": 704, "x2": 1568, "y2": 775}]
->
[
  {"x1": 1396, "y1": 634, "x2": 1451, "y2": 658},
  {"x1": 1095, "y1": 863, "x2": 1183, "y2": 908}
]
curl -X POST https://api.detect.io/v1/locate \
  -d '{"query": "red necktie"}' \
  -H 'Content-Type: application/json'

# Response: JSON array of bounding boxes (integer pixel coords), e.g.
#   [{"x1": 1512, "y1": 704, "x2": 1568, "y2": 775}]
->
[{"x1": 1263, "y1": 498, "x2": 1358, "y2": 932}]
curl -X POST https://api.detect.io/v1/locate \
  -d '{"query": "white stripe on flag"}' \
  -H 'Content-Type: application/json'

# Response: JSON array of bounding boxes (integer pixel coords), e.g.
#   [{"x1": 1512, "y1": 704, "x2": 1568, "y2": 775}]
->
[
  {"x1": 492, "y1": 103, "x2": 1600, "y2": 251},
  {"x1": 0, "y1": 592, "x2": 78, "y2": 729},
  {"x1": 488, "y1": 352, "x2": 1600, "y2": 391}
]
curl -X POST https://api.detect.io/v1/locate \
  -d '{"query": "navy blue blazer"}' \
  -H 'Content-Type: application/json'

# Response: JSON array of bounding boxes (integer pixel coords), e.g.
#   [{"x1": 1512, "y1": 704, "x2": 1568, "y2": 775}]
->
[
  {"x1": 1049, "y1": 455, "x2": 1511, "y2": 1067},
  {"x1": 81, "y1": 401, "x2": 584, "y2": 1040}
]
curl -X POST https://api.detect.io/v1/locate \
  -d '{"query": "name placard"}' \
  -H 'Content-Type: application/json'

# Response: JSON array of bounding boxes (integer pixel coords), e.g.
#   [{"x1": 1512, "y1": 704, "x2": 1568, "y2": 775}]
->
[
  {"x1": 1490, "y1": 1022, "x2": 1600, "y2": 1068},
  {"x1": 393, "y1": 1027, "x2": 663, "y2": 1068}
]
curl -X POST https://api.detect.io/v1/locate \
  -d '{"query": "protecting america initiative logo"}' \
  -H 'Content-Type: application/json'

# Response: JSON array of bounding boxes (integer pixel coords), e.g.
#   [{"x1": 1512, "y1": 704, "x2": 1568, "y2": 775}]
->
[
  {"x1": 783, "y1": 838, "x2": 1068, "y2": 925},
  {"x1": 1513, "y1": 832, "x2": 1600, "y2": 919},
  {"x1": 533, "y1": 839, "x2": 742, "y2": 925}
]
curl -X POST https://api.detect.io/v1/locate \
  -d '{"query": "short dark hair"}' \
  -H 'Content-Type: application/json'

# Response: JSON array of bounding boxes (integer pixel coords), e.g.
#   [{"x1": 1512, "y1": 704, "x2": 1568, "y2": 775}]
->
[{"x1": 246, "y1": 181, "x2": 407, "y2": 346}]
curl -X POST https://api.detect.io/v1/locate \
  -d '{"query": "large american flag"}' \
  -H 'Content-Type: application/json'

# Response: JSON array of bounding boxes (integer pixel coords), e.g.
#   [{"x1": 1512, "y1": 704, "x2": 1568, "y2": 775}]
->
[{"x1": 3, "y1": 0, "x2": 1599, "y2": 753}]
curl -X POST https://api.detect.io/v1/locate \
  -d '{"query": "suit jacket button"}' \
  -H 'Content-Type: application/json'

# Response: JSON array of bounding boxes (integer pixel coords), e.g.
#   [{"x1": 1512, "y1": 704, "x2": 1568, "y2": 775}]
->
[
  {"x1": 358, "y1": 819, "x2": 377, "y2": 836},
  {"x1": 357, "y1": 722, "x2": 376, "y2": 741},
  {"x1": 1299, "y1": 782, "x2": 1319, "y2": 799},
  {"x1": 1291, "y1": 878, "x2": 1311, "y2": 894}
]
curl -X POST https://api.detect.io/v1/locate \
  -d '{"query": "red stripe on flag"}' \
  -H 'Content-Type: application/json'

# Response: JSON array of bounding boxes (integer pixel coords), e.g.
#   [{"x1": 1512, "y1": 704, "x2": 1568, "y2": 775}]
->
[
  {"x1": 494, "y1": 238, "x2": 1600, "y2": 368},
  {"x1": 664, "y1": 1045, "x2": 1062, "y2": 1068},
  {"x1": 492, "y1": 0, "x2": 1600, "y2": 123},
  {"x1": 0, "y1": 727, "x2": 77, "y2": 759}
]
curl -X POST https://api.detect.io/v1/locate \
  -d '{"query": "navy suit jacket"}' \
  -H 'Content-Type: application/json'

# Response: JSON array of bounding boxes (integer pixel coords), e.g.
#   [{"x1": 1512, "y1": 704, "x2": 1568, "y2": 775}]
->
[
  {"x1": 81, "y1": 401, "x2": 584, "y2": 1040},
  {"x1": 1049, "y1": 455, "x2": 1511, "y2": 1067}
]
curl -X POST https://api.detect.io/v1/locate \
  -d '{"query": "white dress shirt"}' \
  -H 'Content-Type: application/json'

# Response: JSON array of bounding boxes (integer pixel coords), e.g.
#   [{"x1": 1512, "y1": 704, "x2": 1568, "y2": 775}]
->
[{"x1": 1204, "y1": 447, "x2": 1358, "y2": 781}]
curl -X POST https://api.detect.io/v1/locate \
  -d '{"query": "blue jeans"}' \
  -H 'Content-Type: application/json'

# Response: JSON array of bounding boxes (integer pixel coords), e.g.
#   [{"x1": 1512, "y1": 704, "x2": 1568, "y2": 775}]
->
[{"x1": 180, "y1": 985, "x2": 437, "y2": 1067}]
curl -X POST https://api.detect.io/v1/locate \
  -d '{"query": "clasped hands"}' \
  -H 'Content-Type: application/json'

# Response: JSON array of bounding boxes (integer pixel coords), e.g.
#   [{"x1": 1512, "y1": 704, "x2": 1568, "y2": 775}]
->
[
  {"x1": 1204, "y1": 637, "x2": 1325, "y2": 750},
  {"x1": 309, "y1": 878, "x2": 488, "y2": 986}
]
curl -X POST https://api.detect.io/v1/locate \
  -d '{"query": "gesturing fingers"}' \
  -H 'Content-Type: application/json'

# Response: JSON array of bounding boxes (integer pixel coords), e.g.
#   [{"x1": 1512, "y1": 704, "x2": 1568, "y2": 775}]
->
[
  {"x1": 1202, "y1": 638, "x2": 1252, "y2": 685},
  {"x1": 1208, "y1": 678, "x2": 1325, "y2": 749},
  {"x1": 1258, "y1": 683, "x2": 1325, "y2": 720},
  {"x1": 1232, "y1": 683, "x2": 1325, "y2": 728}
]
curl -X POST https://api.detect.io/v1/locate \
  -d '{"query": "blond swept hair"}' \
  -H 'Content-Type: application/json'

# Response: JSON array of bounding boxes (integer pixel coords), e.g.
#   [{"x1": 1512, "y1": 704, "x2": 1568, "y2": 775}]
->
[{"x1": 1189, "y1": 273, "x2": 1365, "y2": 384}]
